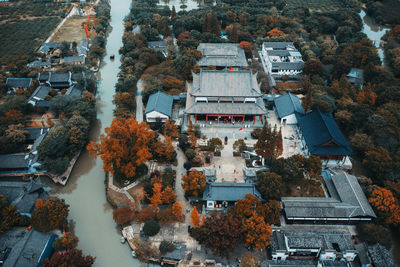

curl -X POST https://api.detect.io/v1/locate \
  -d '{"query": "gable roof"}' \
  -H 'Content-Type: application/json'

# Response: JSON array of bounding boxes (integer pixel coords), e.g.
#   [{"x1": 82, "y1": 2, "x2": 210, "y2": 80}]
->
[
  {"x1": 282, "y1": 171, "x2": 376, "y2": 220},
  {"x1": 347, "y1": 68, "x2": 364, "y2": 85},
  {"x1": 145, "y1": 91, "x2": 173, "y2": 117},
  {"x1": 263, "y1": 42, "x2": 296, "y2": 50},
  {"x1": 0, "y1": 154, "x2": 30, "y2": 170},
  {"x1": 191, "y1": 69, "x2": 261, "y2": 97},
  {"x1": 197, "y1": 43, "x2": 248, "y2": 67},
  {"x1": 296, "y1": 110, "x2": 352, "y2": 156},
  {"x1": 49, "y1": 72, "x2": 71, "y2": 83},
  {"x1": 27, "y1": 60, "x2": 51, "y2": 68},
  {"x1": 6, "y1": 78, "x2": 32, "y2": 88},
  {"x1": 62, "y1": 55, "x2": 85, "y2": 63},
  {"x1": 274, "y1": 93, "x2": 304, "y2": 118},
  {"x1": 25, "y1": 127, "x2": 50, "y2": 142},
  {"x1": 162, "y1": 243, "x2": 186, "y2": 261},
  {"x1": 66, "y1": 84, "x2": 83, "y2": 97},
  {"x1": 202, "y1": 182, "x2": 264, "y2": 202}
]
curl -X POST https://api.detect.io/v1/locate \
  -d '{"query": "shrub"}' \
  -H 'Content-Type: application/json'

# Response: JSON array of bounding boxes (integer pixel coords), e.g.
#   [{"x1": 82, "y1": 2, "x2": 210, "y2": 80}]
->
[
  {"x1": 143, "y1": 220, "x2": 160, "y2": 236},
  {"x1": 159, "y1": 240, "x2": 175, "y2": 254}
]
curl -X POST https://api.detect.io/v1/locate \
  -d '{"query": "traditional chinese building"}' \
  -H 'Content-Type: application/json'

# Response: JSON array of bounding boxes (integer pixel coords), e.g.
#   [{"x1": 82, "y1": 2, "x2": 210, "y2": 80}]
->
[
  {"x1": 197, "y1": 43, "x2": 248, "y2": 69},
  {"x1": 185, "y1": 69, "x2": 267, "y2": 126}
]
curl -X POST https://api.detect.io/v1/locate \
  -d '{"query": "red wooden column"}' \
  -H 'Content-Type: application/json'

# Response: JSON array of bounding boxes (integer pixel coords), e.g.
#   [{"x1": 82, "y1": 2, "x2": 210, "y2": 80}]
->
[
  {"x1": 253, "y1": 115, "x2": 255, "y2": 124},
  {"x1": 189, "y1": 114, "x2": 191, "y2": 124},
  {"x1": 206, "y1": 115, "x2": 208, "y2": 122},
  {"x1": 242, "y1": 115, "x2": 244, "y2": 124}
]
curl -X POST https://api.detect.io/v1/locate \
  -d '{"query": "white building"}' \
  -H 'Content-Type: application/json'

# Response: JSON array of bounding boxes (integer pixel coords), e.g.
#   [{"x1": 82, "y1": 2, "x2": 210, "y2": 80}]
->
[
  {"x1": 273, "y1": 93, "x2": 304, "y2": 124},
  {"x1": 261, "y1": 42, "x2": 304, "y2": 78},
  {"x1": 144, "y1": 91, "x2": 173, "y2": 122}
]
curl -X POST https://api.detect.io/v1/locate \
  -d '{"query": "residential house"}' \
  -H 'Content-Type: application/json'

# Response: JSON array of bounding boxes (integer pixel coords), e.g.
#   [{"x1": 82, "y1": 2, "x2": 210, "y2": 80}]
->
[
  {"x1": 27, "y1": 85, "x2": 51, "y2": 108},
  {"x1": 367, "y1": 244, "x2": 396, "y2": 267},
  {"x1": 161, "y1": 243, "x2": 186, "y2": 266},
  {"x1": 0, "y1": 178, "x2": 49, "y2": 216},
  {"x1": 185, "y1": 69, "x2": 266, "y2": 126},
  {"x1": 26, "y1": 60, "x2": 51, "y2": 69},
  {"x1": 295, "y1": 110, "x2": 353, "y2": 167},
  {"x1": 281, "y1": 171, "x2": 376, "y2": 224},
  {"x1": 66, "y1": 84, "x2": 83, "y2": 97},
  {"x1": 274, "y1": 93, "x2": 304, "y2": 124},
  {"x1": 147, "y1": 40, "x2": 168, "y2": 57},
  {"x1": 60, "y1": 55, "x2": 85, "y2": 65},
  {"x1": 38, "y1": 42, "x2": 71, "y2": 55},
  {"x1": 0, "y1": 228, "x2": 57, "y2": 267},
  {"x1": 202, "y1": 182, "x2": 263, "y2": 210},
  {"x1": 346, "y1": 68, "x2": 364, "y2": 89},
  {"x1": 197, "y1": 43, "x2": 248, "y2": 69},
  {"x1": 77, "y1": 39, "x2": 89, "y2": 57},
  {"x1": 145, "y1": 91, "x2": 174, "y2": 122},
  {"x1": 261, "y1": 42, "x2": 304, "y2": 78},
  {"x1": 270, "y1": 229, "x2": 357, "y2": 262},
  {"x1": 38, "y1": 72, "x2": 73, "y2": 88},
  {"x1": 6, "y1": 78, "x2": 32, "y2": 93}
]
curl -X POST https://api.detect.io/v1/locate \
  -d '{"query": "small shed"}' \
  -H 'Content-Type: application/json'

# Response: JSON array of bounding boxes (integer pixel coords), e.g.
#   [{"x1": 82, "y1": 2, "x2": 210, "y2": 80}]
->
[
  {"x1": 347, "y1": 68, "x2": 364, "y2": 88},
  {"x1": 161, "y1": 243, "x2": 186, "y2": 266},
  {"x1": 6, "y1": 78, "x2": 32, "y2": 91},
  {"x1": 274, "y1": 93, "x2": 304, "y2": 124},
  {"x1": 145, "y1": 91, "x2": 173, "y2": 122}
]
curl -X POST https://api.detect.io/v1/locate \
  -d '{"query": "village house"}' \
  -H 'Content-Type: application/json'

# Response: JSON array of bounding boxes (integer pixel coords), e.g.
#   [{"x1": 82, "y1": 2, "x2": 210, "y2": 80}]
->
[
  {"x1": 5, "y1": 78, "x2": 32, "y2": 93},
  {"x1": 144, "y1": 91, "x2": 174, "y2": 122},
  {"x1": 147, "y1": 40, "x2": 168, "y2": 57},
  {"x1": 185, "y1": 69, "x2": 266, "y2": 127},
  {"x1": 261, "y1": 42, "x2": 304, "y2": 78},
  {"x1": 197, "y1": 43, "x2": 248, "y2": 69},
  {"x1": 201, "y1": 182, "x2": 263, "y2": 211},
  {"x1": 26, "y1": 60, "x2": 52, "y2": 69},
  {"x1": 0, "y1": 178, "x2": 49, "y2": 217},
  {"x1": 160, "y1": 243, "x2": 187, "y2": 266},
  {"x1": 38, "y1": 72, "x2": 73, "y2": 89},
  {"x1": 295, "y1": 110, "x2": 353, "y2": 167},
  {"x1": 273, "y1": 93, "x2": 304, "y2": 124},
  {"x1": 346, "y1": 68, "x2": 364, "y2": 89},
  {"x1": 0, "y1": 227, "x2": 57, "y2": 267},
  {"x1": 61, "y1": 55, "x2": 86, "y2": 65},
  {"x1": 269, "y1": 228, "x2": 357, "y2": 263},
  {"x1": 27, "y1": 85, "x2": 51, "y2": 108},
  {"x1": 281, "y1": 171, "x2": 376, "y2": 224}
]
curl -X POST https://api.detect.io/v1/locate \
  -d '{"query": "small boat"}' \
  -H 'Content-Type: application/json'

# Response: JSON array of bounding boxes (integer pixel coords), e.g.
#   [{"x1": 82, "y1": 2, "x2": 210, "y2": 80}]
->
[
  {"x1": 110, "y1": 54, "x2": 115, "y2": 60},
  {"x1": 120, "y1": 236, "x2": 126, "y2": 243}
]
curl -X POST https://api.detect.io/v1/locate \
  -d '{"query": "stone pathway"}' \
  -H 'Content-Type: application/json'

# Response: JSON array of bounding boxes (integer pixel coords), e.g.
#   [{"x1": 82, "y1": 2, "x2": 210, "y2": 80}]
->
[
  {"x1": 135, "y1": 79, "x2": 144, "y2": 122},
  {"x1": 108, "y1": 173, "x2": 136, "y2": 203}
]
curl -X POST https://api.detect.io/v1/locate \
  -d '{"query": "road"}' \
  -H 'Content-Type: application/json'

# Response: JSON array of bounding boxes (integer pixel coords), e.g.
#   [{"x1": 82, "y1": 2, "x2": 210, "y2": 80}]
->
[{"x1": 135, "y1": 79, "x2": 144, "y2": 122}]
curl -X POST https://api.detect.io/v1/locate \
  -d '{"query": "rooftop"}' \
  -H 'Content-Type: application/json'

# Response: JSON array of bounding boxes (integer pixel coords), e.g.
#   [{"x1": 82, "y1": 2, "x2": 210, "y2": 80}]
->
[
  {"x1": 347, "y1": 68, "x2": 364, "y2": 86},
  {"x1": 162, "y1": 243, "x2": 186, "y2": 261},
  {"x1": 0, "y1": 178, "x2": 48, "y2": 214},
  {"x1": 62, "y1": 55, "x2": 85, "y2": 63},
  {"x1": 145, "y1": 91, "x2": 174, "y2": 117},
  {"x1": 191, "y1": 69, "x2": 261, "y2": 97},
  {"x1": 202, "y1": 182, "x2": 263, "y2": 202},
  {"x1": 274, "y1": 93, "x2": 304, "y2": 118},
  {"x1": 263, "y1": 42, "x2": 297, "y2": 50},
  {"x1": 26, "y1": 61, "x2": 51, "y2": 69},
  {"x1": 0, "y1": 228, "x2": 56, "y2": 267},
  {"x1": 0, "y1": 154, "x2": 30, "y2": 170},
  {"x1": 48, "y1": 72, "x2": 72, "y2": 83},
  {"x1": 282, "y1": 171, "x2": 376, "y2": 220},
  {"x1": 295, "y1": 110, "x2": 353, "y2": 156},
  {"x1": 197, "y1": 43, "x2": 248, "y2": 67},
  {"x1": 368, "y1": 244, "x2": 396, "y2": 267},
  {"x1": 6, "y1": 78, "x2": 32, "y2": 88},
  {"x1": 261, "y1": 260, "x2": 316, "y2": 267},
  {"x1": 25, "y1": 127, "x2": 50, "y2": 142},
  {"x1": 66, "y1": 84, "x2": 83, "y2": 97},
  {"x1": 147, "y1": 40, "x2": 167, "y2": 49}
]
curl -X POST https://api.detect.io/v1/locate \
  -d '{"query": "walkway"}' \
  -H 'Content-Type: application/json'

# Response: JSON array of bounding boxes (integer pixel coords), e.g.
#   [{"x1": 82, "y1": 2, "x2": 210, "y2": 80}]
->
[
  {"x1": 108, "y1": 173, "x2": 136, "y2": 203},
  {"x1": 135, "y1": 79, "x2": 144, "y2": 122}
]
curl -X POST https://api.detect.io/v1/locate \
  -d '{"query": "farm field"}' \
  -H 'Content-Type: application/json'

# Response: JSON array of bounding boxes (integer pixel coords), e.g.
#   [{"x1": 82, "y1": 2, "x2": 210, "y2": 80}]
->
[
  {"x1": 51, "y1": 16, "x2": 87, "y2": 43},
  {"x1": 0, "y1": 2, "x2": 70, "y2": 66},
  {"x1": 284, "y1": 0, "x2": 345, "y2": 12}
]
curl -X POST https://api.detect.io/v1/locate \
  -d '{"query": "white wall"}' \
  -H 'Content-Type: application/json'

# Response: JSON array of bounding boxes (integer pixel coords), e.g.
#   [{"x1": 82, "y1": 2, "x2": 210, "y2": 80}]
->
[
  {"x1": 281, "y1": 113, "x2": 297, "y2": 125},
  {"x1": 146, "y1": 111, "x2": 169, "y2": 122}
]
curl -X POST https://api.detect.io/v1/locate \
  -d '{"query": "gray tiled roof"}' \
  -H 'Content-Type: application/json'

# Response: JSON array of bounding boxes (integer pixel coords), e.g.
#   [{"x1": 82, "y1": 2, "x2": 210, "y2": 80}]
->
[
  {"x1": 62, "y1": 55, "x2": 85, "y2": 63},
  {"x1": 0, "y1": 154, "x2": 30, "y2": 170},
  {"x1": 261, "y1": 260, "x2": 316, "y2": 267},
  {"x1": 0, "y1": 178, "x2": 48, "y2": 214},
  {"x1": 162, "y1": 243, "x2": 186, "y2": 261},
  {"x1": 282, "y1": 171, "x2": 376, "y2": 220},
  {"x1": 185, "y1": 101, "x2": 266, "y2": 115},
  {"x1": 145, "y1": 91, "x2": 173, "y2": 117},
  {"x1": 271, "y1": 62, "x2": 304, "y2": 70},
  {"x1": 202, "y1": 182, "x2": 264, "y2": 202},
  {"x1": 26, "y1": 60, "x2": 51, "y2": 68},
  {"x1": 191, "y1": 70, "x2": 261, "y2": 97},
  {"x1": 25, "y1": 127, "x2": 50, "y2": 142},
  {"x1": 263, "y1": 42, "x2": 296, "y2": 50},
  {"x1": 274, "y1": 93, "x2": 304, "y2": 118},
  {"x1": 0, "y1": 228, "x2": 55, "y2": 267},
  {"x1": 38, "y1": 42, "x2": 62, "y2": 53},
  {"x1": 49, "y1": 72, "x2": 71, "y2": 83},
  {"x1": 29, "y1": 85, "x2": 50, "y2": 101},
  {"x1": 197, "y1": 43, "x2": 248, "y2": 67},
  {"x1": 6, "y1": 78, "x2": 32, "y2": 88},
  {"x1": 147, "y1": 40, "x2": 167, "y2": 49},
  {"x1": 66, "y1": 84, "x2": 83, "y2": 97},
  {"x1": 368, "y1": 244, "x2": 396, "y2": 267},
  {"x1": 347, "y1": 68, "x2": 364, "y2": 86}
]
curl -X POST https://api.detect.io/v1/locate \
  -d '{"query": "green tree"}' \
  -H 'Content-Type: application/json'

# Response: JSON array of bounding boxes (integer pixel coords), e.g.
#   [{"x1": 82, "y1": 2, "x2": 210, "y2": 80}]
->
[
  {"x1": 207, "y1": 137, "x2": 224, "y2": 152},
  {"x1": 256, "y1": 172, "x2": 284, "y2": 200},
  {"x1": 254, "y1": 123, "x2": 282, "y2": 160},
  {"x1": 66, "y1": 114, "x2": 89, "y2": 150},
  {"x1": 233, "y1": 139, "x2": 247, "y2": 153},
  {"x1": 363, "y1": 147, "x2": 393, "y2": 181},
  {"x1": 143, "y1": 220, "x2": 160, "y2": 236}
]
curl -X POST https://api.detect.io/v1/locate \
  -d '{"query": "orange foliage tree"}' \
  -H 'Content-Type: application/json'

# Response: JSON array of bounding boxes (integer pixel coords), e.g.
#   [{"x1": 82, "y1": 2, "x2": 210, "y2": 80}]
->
[
  {"x1": 369, "y1": 186, "x2": 400, "y2": 226},
  {"x1": 161, "y1": 186, "x2": 176, "y2": 204},
  {"x1": 172, "y1": 201, "x2": 184, "y2": 218},
  {"x1": 187, "y1": 122, "x2": 197, "y2": 147},
  {"x1": 182, "y1": 170, "x2": 206, "y2": 197},
  {"x1": 158, "y1": 136, "x2": 175, "y2": 163},
  {"x1": 191, "y1": 206, "x2": 201, "y2": 227},
  {"x1": 239, "y1": 41, "x2": 252, "y2": 54},
  {"x1": 164, "y1": 120, "x2": 179, "y2": 139},
  {"x1": 267, "y1": 28, "x2": 284, "y2": 37},
  {"x1": 357, "y1": 83, "x2": 377, "y2": 105},
  {"x1": 147, "y1": 183, "x2": 163, "y2": 209},
  {"x1": 87, "y1": 118, "x2": 154, "y2": 179},
  {"x1": 113, "y1": 206, "x2": 136, "y2": 225},
  {"x1": 242, "y1": 211, "x2": 272, "y2": 250}
]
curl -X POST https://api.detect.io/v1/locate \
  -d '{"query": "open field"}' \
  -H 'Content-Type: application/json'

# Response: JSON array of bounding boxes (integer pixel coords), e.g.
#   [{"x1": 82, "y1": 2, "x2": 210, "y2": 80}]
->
[
  {"x1": 0, "y1": 2, "x2": 70, "y2": 65},
  {"x1": 284, "y1": 0, "x2": 345, "y2": 12},
  {"x1": 51, "y1": 16, "x2": 87, "y2": 43}
]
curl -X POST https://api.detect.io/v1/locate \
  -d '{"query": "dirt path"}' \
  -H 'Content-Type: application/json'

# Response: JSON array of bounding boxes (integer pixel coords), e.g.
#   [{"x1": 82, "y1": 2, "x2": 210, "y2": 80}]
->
[{"x1": 135, "y1": 79, "x2": 144, "y2": 122}]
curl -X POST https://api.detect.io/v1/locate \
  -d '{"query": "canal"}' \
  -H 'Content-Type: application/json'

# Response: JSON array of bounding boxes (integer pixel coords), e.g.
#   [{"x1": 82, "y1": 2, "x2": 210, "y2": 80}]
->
[{"x1": 45, "y1": 0, "x2": 151, "y2": 265}]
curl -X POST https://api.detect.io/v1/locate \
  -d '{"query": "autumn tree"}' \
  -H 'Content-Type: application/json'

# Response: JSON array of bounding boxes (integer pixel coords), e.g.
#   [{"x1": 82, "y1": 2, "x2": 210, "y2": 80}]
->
[
  {"x1": 112, "y1": 206, "x2": 135, "y2": 225},
  {"x1": 256, "y1": 172, "x2": 284, "y2": 200},
  {"x1": 233, "y1": 139, "x2": 247, "y2": 153},
  {"x1": 31, "y1": 197, "x2": 69, "y2": 232},
  {"x1": 303, "y1": 59, "x2": 324, "y2": 76},
  {"x1": 147, "y1": 183, "x2": 163, "y2": 209},
  {"x1": 363, "y1": 147, "x2": 392, "y2": 181},
  {"x1": 172, "y1": 201, "x2": 184, "y2": 218},
  {"x1": 53, "y1": 232, "x2": 79, "y2": 251},
  {"x1": 241, "y1": 252, "x2": 258, "y2": 267},
  {"x1": 157, "y1": 136, "x2": 175, "y2": 163},
  {"x1": 187, "y1": 122, "x2": 197, "y2": 148},
  {"x1": 0, "y1": 195, "x2": 21, "y2": 234},
  {"x1": 87, "y1": 118, "x2": 155, "y2": 180},
  {"x1": 5, "y1": 124, "x2": 27, "y2": 143},
  {"x1": 357, "y1": 83, "x2": 377, "y2": 105},
  {"x1": 207, "y1": 137, "x2": 224, "y2": 152},
  {"x1": 350, "y1": 133, "x2": 375, "y2": 156},
  {"x1": 254, "y1": 123, "x2": 282, "y2": 160},
  {"x1": 42, "y1": 248, "x2": 95, "y2": 267},
  {"x1": 267, "y1": 28, "x2": 284, "y2": 37},
  {"x1": 190, "y1": 206, "x2": 201, "y2": 227},
  {"x1": 242, "y1": 211, "x2": 272, "y2": 250},
  {"x1": 194, "y1": 213, "x2": 241, "y2": 257},
  {"x1": 369, "y1": 186, "x2": 400, "y2": 226},
  {"x1": 263, "y1": 200, "x2": 281, "y2": 225},
  {"x1": 171, "y1": 6, "x2": 176, "y2": 18},
  {"x1": 202, "y1": 12, "x2": 221, "y2": 36},
  {"x1": 182, "y1": 170, "x2": 206, "y2": 197},
  {"x1": 239, "y1": 41, "x2": 252, "y2": 57},
  {"x1": 164, "y1": 120, "x2": 179, "y2": 139},
  {"x1": 161, "y1": 186, "x2": 176, "y2": 205}
]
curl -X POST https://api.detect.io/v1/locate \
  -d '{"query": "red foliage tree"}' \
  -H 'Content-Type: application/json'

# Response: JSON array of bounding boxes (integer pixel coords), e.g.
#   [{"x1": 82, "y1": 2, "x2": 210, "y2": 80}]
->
[{"x1": 42, "y1": 248, "x2": 95, "y2": 267}]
